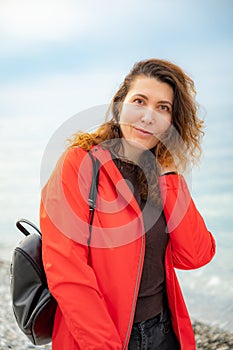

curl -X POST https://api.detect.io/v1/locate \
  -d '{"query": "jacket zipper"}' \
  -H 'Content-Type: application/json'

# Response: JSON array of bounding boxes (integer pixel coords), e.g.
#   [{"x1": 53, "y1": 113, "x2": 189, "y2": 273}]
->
[{"x1": 123, "y1": 232, "x2": 145, "y2": 349}]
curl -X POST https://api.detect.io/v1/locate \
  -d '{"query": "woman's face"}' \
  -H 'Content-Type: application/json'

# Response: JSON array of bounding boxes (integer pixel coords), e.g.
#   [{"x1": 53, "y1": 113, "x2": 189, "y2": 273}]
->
[{"x1": 119, "y1": 76, "x2": 174, "y2": 153}]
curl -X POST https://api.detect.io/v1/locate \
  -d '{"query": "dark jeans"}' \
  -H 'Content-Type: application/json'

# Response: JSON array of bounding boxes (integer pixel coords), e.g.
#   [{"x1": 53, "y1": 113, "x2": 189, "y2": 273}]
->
[{"x1": 128, "y1": 308, "x2": 180, "y2": 350}]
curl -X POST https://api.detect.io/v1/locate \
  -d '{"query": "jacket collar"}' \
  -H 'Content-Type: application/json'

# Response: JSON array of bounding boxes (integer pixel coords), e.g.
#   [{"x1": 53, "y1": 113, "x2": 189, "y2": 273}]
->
[{"x1": 91, "y1": 146, "x2": 142, "y2": 218}]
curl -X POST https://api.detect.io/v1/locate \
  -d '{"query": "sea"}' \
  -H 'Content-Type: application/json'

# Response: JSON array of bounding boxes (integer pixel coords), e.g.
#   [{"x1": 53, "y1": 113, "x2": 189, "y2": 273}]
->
[{"x1": 0, "y1": 106, "x2": 232, "y2": 333}]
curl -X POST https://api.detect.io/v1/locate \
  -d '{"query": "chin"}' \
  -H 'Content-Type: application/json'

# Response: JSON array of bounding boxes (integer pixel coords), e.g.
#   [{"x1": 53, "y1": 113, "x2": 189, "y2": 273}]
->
[{"x1": 129, "y1": 139, "x2": 157, "y2": 151}]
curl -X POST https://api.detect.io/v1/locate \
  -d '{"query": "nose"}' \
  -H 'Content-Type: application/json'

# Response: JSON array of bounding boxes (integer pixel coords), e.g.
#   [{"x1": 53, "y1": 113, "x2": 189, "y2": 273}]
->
[{"x1": 141, "y1": 108, "x2": 155, "y2": 124}]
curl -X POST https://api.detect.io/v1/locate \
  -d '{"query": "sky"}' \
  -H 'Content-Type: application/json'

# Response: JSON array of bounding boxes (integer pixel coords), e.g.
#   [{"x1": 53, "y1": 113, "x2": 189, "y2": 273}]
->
[{"x1": 0, "y1": 0, "x2": 233, "y2": 247}]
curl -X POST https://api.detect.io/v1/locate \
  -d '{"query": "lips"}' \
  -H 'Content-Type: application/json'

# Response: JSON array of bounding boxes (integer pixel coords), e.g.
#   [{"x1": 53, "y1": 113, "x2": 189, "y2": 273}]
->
[{"x1": 134, "y1": 127, "x2": 153, "y2": 136}]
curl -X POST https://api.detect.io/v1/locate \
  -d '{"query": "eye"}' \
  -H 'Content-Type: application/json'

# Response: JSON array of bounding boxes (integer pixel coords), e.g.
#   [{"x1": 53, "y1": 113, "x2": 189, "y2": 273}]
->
[
  {"x1": 159, "y1": 105, "x2": 171, "y2": 112},
  {"x1": 133, "y1": 98, "x2": 145, "y2": 105}
]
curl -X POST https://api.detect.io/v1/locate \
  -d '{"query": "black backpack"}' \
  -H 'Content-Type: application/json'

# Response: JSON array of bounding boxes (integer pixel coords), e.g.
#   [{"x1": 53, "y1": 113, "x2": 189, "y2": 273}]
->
[{"x1": 10, "y1": 152, "x2": 100, "y2": 345}]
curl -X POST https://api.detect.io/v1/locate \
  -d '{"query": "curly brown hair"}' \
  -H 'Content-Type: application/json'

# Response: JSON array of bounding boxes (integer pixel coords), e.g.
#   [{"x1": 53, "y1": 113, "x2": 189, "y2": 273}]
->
[{"x1": 69, "y1": 59, "x2": 204, "y2": 205}]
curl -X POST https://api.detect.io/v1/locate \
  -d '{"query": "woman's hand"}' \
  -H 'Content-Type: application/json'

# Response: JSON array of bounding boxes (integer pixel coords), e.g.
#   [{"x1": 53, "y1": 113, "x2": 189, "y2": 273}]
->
[{"x1": 158, "y1": 159, "x2": 178, "y2": 176}]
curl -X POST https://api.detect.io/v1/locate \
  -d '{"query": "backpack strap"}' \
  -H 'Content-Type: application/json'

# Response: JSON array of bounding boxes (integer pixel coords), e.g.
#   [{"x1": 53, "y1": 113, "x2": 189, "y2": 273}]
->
[{"x1": 88, "y1": 151, "x2": 100, "y2": 231}]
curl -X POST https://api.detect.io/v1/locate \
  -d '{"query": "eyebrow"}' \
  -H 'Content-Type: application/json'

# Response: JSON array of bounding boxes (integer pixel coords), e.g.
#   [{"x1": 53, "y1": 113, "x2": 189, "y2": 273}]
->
[{"x1": 131, "y1": 93, "x2": 173, "y2": 106}]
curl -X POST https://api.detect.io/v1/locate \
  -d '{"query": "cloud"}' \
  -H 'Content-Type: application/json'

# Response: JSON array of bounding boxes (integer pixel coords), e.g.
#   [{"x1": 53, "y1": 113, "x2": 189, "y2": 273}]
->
[
  {"x1": 0, "y1": 69, "x2": 122, "y2": 121},
  {"x1": 0, "y1": 0, "x2": 92, "y2": 51},
  {"x1": 0, "y1": 0, "x2": 197, "y2": 54}
]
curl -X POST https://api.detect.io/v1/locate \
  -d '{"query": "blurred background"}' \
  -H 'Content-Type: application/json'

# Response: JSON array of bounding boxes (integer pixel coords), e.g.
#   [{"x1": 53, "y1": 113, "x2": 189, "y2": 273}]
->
[{"x1": 0, "y1": 0, "x2": 232, "y2": 332}]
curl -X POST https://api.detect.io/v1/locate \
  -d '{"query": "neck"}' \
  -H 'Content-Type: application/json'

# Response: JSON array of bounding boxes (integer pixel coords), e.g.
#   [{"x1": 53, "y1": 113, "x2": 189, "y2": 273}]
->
[{"x1": 121, "y1": 139, "x2": 145, "y2": 163}]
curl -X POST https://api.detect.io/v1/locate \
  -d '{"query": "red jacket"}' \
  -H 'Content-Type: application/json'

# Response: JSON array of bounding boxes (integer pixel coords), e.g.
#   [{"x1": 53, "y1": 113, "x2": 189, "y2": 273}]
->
[{"x1": 41, "y1": 146, "x2": 216, "y2": 350}]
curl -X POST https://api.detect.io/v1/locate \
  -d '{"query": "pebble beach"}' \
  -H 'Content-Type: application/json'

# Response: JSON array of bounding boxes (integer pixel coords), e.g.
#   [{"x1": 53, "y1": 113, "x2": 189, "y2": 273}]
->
[{"x1": 1, "y1": 259, "x2": 233, "y2": 350}]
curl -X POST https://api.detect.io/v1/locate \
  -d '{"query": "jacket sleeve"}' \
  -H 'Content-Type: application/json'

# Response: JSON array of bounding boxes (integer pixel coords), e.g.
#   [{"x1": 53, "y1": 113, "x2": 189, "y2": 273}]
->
[
  {"x1": 159, "y1": 174, "x2": 216, "y2": 270},
  {"x1": 40, "y1": 147, "x2": 122, "y2": 349}
]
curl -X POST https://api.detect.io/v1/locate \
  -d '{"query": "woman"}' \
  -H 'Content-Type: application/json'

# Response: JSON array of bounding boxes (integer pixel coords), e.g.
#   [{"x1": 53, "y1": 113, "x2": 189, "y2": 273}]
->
[{"x1": 41, "y1": 59, "x2": 216, "y2": 350}]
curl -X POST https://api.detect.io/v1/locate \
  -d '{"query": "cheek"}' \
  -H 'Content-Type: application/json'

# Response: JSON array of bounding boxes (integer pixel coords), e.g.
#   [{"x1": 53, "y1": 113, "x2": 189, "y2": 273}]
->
[
  {"x1": 120, "y1": 123, "x2": 133, "y2": 139},
  {"x1": 156, "y1": 115, "x2": 172, "y2": 133},
  {"x1": 119, "y1": 104, "x2": 140, "y2": 124}
]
